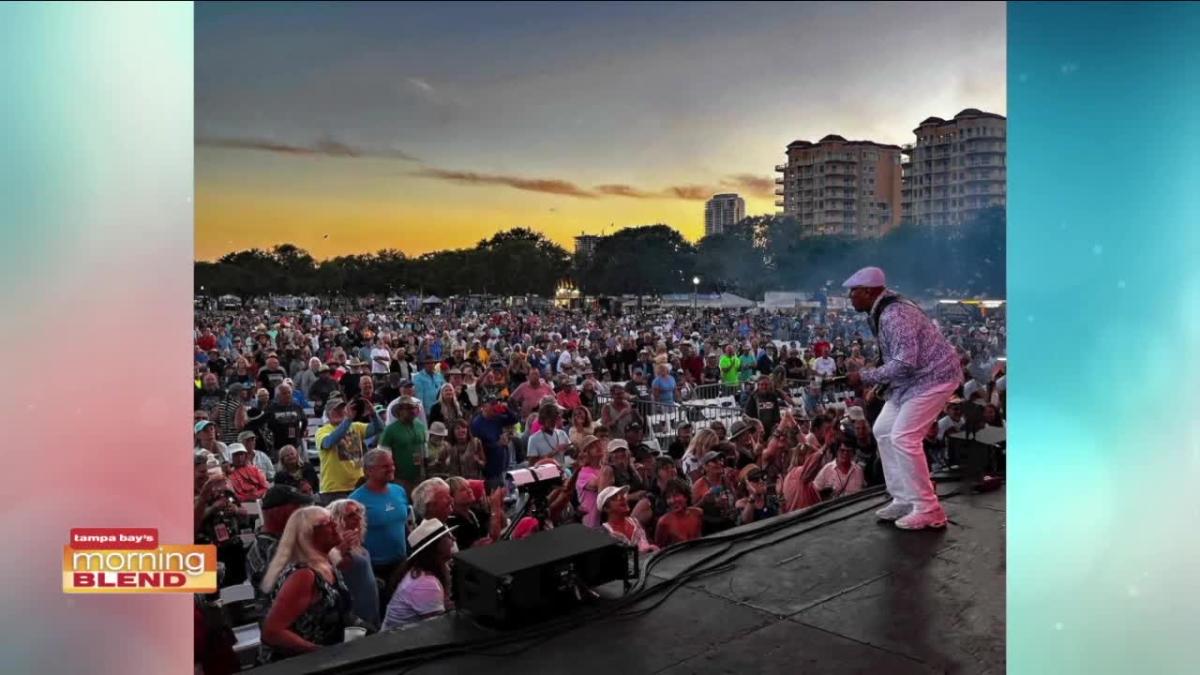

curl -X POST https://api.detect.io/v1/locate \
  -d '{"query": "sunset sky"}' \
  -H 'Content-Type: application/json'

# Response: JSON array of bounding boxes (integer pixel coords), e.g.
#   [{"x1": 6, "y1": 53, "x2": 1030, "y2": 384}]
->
[{"x1": 196, "y1": 1, "x2": 1005, "y2": 261}]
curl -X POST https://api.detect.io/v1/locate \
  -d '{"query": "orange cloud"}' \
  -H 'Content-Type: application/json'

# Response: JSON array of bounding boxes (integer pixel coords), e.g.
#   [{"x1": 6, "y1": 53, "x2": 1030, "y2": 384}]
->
[
  {"x1": 595, "y1": 184, "x2": 655, "y2": 198},
  {"x1": 666, "y1": 185, "x2": 714, "y2": 201},
  {"x1": 722, "y1": 173, "x2": 775, "y2": 199}
]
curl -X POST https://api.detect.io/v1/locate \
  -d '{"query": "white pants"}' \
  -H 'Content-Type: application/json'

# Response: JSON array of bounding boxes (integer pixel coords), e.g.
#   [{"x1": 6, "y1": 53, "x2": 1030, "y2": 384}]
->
[{"x1": 872, "y1": 381, "x2": 958, "y2": 513}]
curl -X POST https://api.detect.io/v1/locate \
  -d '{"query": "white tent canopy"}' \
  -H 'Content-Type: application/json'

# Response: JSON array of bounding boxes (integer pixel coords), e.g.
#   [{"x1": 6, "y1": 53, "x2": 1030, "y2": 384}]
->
[
  {"x1": 660, "y1": 293, "x2": 755, "y2": 309},
  {"x1": 421, "y1": 295, "x2": 443, "y2": 305},
  {"x1": 760, "y1": 292, "x2": 812, "y2": 310}
]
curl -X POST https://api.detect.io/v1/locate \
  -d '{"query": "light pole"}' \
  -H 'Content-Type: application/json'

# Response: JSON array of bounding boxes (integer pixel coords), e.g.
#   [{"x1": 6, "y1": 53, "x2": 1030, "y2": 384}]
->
[{"x1": 692, "y1": 276, "x2": 700, "y2": 311}]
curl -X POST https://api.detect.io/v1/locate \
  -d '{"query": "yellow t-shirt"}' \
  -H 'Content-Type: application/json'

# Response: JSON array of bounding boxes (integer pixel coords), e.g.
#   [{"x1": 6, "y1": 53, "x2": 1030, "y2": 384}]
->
[{"x1": 315, "y1": 422, "x2": 368, "y2": 494}]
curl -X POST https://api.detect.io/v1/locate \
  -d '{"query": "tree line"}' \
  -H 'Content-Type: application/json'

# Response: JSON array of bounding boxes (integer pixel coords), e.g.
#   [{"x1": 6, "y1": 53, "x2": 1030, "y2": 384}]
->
[{"x1": 195, "y1": 208, "x2": 1004, "y2": 300}]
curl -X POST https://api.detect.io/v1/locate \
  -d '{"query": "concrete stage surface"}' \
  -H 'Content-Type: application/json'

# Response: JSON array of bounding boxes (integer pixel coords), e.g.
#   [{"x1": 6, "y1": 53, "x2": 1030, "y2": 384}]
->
[{"x1": 256, "y1": 479, "x2": 1004, "y2": 675}]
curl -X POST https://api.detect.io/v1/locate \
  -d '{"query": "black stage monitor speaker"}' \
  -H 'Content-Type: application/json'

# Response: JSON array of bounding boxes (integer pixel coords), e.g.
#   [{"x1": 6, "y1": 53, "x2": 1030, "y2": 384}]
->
[
  {"x1": 452, "y1": 524, "x2": 632, "y2": 627},
  {"x1": 947, "y1": 426, "x2": 1005, "y2": 482}
]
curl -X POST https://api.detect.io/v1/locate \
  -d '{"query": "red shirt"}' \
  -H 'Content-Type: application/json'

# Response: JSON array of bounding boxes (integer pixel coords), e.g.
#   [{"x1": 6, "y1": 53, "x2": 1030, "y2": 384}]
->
[
  {"x1": 228, "y1": 465, "x2": 270, "y2": 502},
  {"x1": 198, "y1": 334, "x2": 217, "y2": 352},
  {"x1": 556, "y1": 390, "x2": 582, "y2": 411},
  {"x1": 681, "y1": 356, "x2": 704, "y2": 383}
]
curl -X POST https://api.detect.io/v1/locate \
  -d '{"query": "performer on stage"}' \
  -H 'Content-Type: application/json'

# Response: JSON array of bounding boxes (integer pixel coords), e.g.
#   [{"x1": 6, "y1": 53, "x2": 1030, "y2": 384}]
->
[{"x1": 843, "y1": 266, "x2": 961, "y2": 530}]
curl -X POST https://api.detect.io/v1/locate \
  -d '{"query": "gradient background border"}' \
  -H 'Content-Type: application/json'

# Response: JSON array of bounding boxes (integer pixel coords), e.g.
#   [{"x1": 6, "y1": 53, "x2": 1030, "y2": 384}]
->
[
  {"x1": 1009, "y1": 2, "x2": 1200, "y2": 673},
  {"x1": 2, "y1": 2, "x2": 1199, "y2": 673},
  {"x1": 0, "y1": 3, "x2": 193, "y2": 673}
]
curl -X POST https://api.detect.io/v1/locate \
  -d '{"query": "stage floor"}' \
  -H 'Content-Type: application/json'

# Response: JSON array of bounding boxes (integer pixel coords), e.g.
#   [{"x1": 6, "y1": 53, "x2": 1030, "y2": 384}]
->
[{"x1": 258, "y1": 480, "x2": 1005, "y2": 675}]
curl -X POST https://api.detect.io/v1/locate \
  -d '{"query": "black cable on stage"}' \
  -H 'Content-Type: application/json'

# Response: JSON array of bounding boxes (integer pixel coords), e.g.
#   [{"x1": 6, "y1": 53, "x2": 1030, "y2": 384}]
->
[
  {"x1": 321, "y1": 488, "x2": 899, "y2": 673},
  {"x1": 307, "y1": 481, "x2": 972, "y2": 674}
]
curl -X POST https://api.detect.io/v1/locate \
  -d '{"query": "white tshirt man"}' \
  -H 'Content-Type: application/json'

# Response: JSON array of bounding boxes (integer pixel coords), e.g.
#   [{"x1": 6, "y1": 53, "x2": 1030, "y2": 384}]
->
[
  {"x1": 962, "y1": 378, "x2": 982, "y2": 402},
  {"x1": 371, "y1": 342, "x2": 392, "y2": 375},
  {"x1": 813, "y1": 354, "x2": 837, "y2": 377},
  {"x1": 556, "y1": 348, "x2": 574, "y2": 374},
  {"x1": 936, "y1": 408, "x2": 965, "y2": 440}
]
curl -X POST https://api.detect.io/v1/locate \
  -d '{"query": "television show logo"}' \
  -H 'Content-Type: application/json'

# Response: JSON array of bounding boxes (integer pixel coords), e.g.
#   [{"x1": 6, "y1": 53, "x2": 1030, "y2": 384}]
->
[{"x1": 63, "y1": 528, "x2": 216, "y2": 593}]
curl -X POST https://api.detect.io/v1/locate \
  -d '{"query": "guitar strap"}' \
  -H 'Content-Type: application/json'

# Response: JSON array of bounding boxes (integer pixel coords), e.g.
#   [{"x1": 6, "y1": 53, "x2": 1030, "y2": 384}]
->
[{"x1": 864, "y1": 294, "x2": 922, "y2": 422}]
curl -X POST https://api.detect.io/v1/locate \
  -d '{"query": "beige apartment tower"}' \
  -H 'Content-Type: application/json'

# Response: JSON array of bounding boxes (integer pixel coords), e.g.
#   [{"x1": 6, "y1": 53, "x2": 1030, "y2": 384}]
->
[
  {"x1": 774, "y1": 135, "x2": 903, "y2": 238},
  {"x1": 704, "y1": 193, "x2": 746, "y2": 236},
  {"x1": 901, "y1": 109, "x2": 1006, "y2": 226}
]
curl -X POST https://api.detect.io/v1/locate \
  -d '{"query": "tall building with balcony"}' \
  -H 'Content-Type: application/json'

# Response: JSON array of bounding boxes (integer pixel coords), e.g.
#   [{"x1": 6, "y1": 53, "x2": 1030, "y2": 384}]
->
[
  {"x1": 901, "y1": 109, "x2": 1006, "y2": 226},
  {"x1": 704, "y1": 193, "x2": 745, "y2": 236},
  {"x1": 774, "y1": 135, "x2": 902, "y2": 238}
]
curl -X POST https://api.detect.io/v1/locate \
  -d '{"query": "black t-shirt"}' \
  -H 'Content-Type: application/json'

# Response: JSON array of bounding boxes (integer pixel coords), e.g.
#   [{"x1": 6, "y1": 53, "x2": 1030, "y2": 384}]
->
[
  {"x1": 605, "y1": 352, "x2": 622, "y2": 377},
  {"x1": 265, "y1": 402, "x2": 306, "y2": 451},
  {"x1": 625, "y1": 381, "x2": 650, "y2": 401},
  {"x1": 646, "y1": 480, "x2": 670, "y2": 518},
  {"x1": 379, "y1": 384, "x2": 401, "y2": 406},
  {"x1": 195, "y1": 387, "x2": 225, "y2": 414},
  {"x1": 206, "y1": 358, "x2": 228, "y2": 376},
  {"x1": 341, "y1": 375, "x2": 362, "y2": 401},
  {"x1": 734, "y1": 448, "x2": 757, "y2": 471},
  {"x1": 257, "y1": 368, "x2": 288, "y2": 395},
  {"x1": 667, "y1": 438, "x2": 689, "y2": 461},
  {"x1": 309, "y1": 377, "x2": 337, "y2": 406},
  {"x1": 610, "y1": 465, "x2": 646, "y2": 494},
  {"x1": 784, "y1": 357, "x2": 807, "y2": 381},
  {"x1": 274, "y1": 465, "x2": 319, "y2": 494},
  {"x1": 746, "y1": 392, "x2": 783, "y2": 436},
  {"x1": 446, "y1": 506, "x2": 489, "y2": 550},
  {"x1": 619, "y1": 349, "x2": 637, "y2": 374}
]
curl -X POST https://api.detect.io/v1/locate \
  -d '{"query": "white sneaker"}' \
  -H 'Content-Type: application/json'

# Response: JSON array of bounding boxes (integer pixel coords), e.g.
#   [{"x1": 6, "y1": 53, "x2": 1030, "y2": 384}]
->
[
  {"x1": 895, "y1": 508, "x2": 947, "y2": 530},
  {"x1": 875, "y1": 501, "x2": 913, "y2": 522}
]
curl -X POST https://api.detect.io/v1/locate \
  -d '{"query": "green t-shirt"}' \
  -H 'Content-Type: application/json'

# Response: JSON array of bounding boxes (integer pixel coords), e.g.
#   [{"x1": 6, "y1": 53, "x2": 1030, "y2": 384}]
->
[
  {"x1": 380, "y1": 419, "x2": 428, "y2": 482},
  {"x1": 718, "y1": 355, "x2": 741, "y2": 386}
]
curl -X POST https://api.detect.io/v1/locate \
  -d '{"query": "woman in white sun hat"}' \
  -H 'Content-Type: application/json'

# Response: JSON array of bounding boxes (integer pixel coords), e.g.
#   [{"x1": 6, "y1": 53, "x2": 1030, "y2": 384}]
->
[
  {"x1": 597, "y1": 485, "x2": 658, "y2": 555},
  {"x1": 381, "y1": 518, "x2": 457, "y2": 630}
]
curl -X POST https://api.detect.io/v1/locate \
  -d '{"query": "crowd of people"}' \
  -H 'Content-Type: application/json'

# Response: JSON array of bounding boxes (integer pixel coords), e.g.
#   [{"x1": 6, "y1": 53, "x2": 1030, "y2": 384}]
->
[{"x1": 192, "y1": 299, "x2": 1006, "y2": 673}]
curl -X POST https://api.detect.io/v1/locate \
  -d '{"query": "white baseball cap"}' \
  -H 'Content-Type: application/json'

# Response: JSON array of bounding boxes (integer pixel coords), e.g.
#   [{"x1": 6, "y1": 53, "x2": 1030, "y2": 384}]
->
[
  {"x1": 596, "y1": 485, "x2": 630, "y2": 513},
  {"x1": 842, "y1": 266, "x2": 886, "y2": 288}
]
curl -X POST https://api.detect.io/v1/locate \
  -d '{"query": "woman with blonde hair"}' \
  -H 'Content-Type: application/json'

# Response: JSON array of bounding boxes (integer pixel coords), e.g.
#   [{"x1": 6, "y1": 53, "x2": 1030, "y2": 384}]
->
[
  {"x1": 680, "y1": 428, "x2": 720, "y2": 481},
  {"x1": 258, "y1": 506, "x2": 352, "y2": 664},
  {"x1": 508, "y1": 350, "x2": 530, "y2": 382},
  {"x1": 428, "y1": 383, "x2": 464, "y2": 428},
  {"x1": 326, "y1": 499, "x2": 380, "y2": 629}
]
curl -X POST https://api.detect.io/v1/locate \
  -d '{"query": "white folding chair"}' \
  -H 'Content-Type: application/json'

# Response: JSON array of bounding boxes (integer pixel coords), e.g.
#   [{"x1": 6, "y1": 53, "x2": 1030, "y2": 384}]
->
[
  {"x1": 219, "y1": 580, "x2": 255, "y2": 604},
  {"x1": 241, "y1": 500, "x2": 263, "y2": 530},
  {"x1": 232, "y1": 623, "x2": 261, "y2": 666}
]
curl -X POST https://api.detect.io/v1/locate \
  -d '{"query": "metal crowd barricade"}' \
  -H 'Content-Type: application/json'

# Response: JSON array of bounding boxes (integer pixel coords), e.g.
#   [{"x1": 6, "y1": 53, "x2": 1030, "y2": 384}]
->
[
  {"x1": 687, "y1": 383, "x2": 725, "y2": 401},
  {"x1": 615, "y1": 396, "x2": 749, "y2": 449}
]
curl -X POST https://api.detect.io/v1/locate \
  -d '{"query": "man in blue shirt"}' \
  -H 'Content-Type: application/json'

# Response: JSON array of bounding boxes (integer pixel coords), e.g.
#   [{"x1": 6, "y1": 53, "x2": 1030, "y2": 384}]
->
[
  {"x1": 469, "y1": 395, "x2": 521, "y2": 490},
  {"x1": 349, "y1": 449, "x2": 410, "y2": 583},
  {"x1": 412, "y1": 357, "x2": 446, "y2": 416}
]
